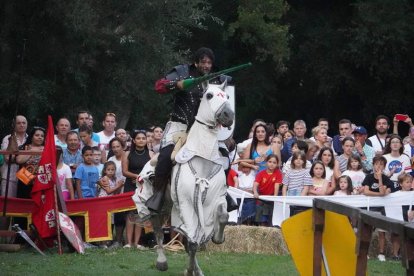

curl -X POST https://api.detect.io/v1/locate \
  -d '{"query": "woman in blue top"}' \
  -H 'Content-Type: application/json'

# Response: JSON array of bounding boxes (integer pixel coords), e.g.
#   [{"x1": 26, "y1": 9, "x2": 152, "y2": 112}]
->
[{"x1": 242, "y1": 124, "x2": 281, "y2": 173}]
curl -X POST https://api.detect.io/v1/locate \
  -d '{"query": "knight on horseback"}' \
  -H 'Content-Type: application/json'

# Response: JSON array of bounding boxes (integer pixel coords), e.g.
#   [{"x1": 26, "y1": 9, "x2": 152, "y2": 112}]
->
[{"x1": 146, "y1": 47, "x2": 228, "y2": 213}]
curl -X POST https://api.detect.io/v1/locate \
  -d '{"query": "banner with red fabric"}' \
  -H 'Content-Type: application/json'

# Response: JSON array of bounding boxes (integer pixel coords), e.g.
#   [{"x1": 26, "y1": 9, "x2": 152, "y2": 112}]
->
[
  {"x1": 31, "y1": 115, "x2": 57, "y2": 239},
  {"x1": 0, "y1": 192, "x2": 136, "y2": 242}
]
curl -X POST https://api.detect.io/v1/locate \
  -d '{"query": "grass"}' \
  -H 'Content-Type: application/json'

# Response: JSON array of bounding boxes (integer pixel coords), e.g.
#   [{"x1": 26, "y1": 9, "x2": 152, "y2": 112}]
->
[{"x1": 0, "y1": 247, "x2": 406, "y2": 275}]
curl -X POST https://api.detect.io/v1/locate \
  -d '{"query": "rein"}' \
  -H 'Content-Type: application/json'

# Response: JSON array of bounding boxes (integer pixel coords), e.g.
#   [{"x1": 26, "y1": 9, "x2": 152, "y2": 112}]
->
[{"x1": 195, "y1": 119, "x2": 216, "y2": 129}]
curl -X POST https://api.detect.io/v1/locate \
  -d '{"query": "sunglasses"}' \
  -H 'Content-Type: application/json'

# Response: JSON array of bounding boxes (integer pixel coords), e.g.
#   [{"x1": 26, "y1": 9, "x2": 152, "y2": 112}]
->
[{"x1": 133, "y1": 129, "x2": 146, "y2": 134}]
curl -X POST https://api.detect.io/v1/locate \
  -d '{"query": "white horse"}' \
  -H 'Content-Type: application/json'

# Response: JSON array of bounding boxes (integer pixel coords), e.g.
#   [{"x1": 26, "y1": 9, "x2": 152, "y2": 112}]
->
[
  {"x1": 171, "y1": 81, "x2": 234, "y2": 275},
  {"x1": 133, "y1": 81, "x2": 234, "y2": 275}
]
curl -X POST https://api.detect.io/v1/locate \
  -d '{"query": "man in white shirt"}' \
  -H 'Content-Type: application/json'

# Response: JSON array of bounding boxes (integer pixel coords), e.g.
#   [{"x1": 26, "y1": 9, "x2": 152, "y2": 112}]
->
[
  {"x1": 54, "y1": 117, "x2": 71, "y2": 149},
  {"x1": 367, "y1": 115, "x2": 390, "y2": 155},
  {"x1": 97, "y1": 112, "x2": 117, "y2": 155},
  {"x1": 1, "y1": 115, "x2": 28, "y2": 197}
]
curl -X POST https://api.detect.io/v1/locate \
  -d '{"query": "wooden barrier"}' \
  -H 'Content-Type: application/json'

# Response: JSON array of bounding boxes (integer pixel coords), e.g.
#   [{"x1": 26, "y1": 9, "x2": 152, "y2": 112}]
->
[{"x1": 312, "y1": 198, "x2": 414, "y2": 276}]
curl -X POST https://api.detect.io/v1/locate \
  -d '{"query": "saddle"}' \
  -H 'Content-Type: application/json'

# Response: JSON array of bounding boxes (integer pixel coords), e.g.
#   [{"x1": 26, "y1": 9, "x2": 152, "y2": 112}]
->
[{"x1": 150, "y1": 132, "x2": 188, "y2": 167}]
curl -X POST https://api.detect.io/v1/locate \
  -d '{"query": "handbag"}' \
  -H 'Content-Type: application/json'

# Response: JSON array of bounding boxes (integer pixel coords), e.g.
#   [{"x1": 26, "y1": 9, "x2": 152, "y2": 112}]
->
[{"x1": 16, "y1": 165, "x2": 36, "y2": 185}]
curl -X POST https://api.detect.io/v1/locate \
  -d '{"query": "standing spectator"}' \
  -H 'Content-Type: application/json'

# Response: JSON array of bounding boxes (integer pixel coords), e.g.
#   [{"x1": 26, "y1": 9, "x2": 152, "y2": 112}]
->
[
  {"x1": 276, "y1": 120, "x2": 290, "y2": 137},
  {"x1": 403, "y1": 126, "x2": 414, "y2": 176},
  {"x1": 62, "y1": 131, "x2": 83, "y2": 175},
  {"x1": 352, "y1": 126, "x2": 375, "y2": 173},
  {"x1": 309, "y1": 118, "x2": 332, "y2": 144},
  {"x1": 235, "y1": 163, "x2": 257, "y2": 225},
  {"x1": 151, "y1": 126, "x2": 163, "y2": 153},
  {"x1": 308, "y1": 161, "x2": 329, "y2": 195},
  {"x1": 242, "y1": 124, "x2": 281, "y2": 173},
  {"x1": 107, "y1": 128, "x2": 130, "y2": 159},
  {"x1": 282, "y1": 151, "x2": 313, "y2": 196},
  {"x1": 74, "y1": 146, "x2": 99, "y2": 199},
  {"x1": 1, "y1": 115, "x2": 28, "y2": 197},
  {"x1": 342, "y1": 154, "x2": 366, "y2": 194},
  {"x1": 336, "y1": 137, "x2": 355, "y2": 173},
  {"x1": 253, "y1": 154, "x2": 282, "y2": 226},
  {"x1": 97, "y1": 113, "x2": 117, "y2": 155},
  {"x1": 92, "y1": 146, "x2": 104, "y2": 177},
  {"x1": 331, "y1": 119, "x2": 353, "y2": 156},
  {"x1": 282, "y1": 140, "x2": 311, "y2": 174},
  {"x1": 145, "y1": 128, "x2": 154, "y2": 152},
  {"x1": 313, "y1": 126, "x2": 329, "y2": 150},
  {"x1": 316, "y1": 147, "x2": 341, "y2": 194},
  {"x1": 74, "y1": 111, "x2": 100, "y2": 144},
  {"x1": 122, "y1": 130, "x2": 152, "y2": 248},
  {"x1": 107, "y1": 137, "x2": 126, "y2": 248},
  {"x1": 79, "y1": 124, "x2": 98, "y2": 149},
  {"x1": 282, "y1": 130, "x2": 295, "y2": 143},
  {"x1": 362, "y1": 156, "x2": 394, "y2": 262},
  {"x1": 383, "y1": 134, "x2": 412, "y2": 190},
  {"x1": 367, "y1": 115, "x2": 390, "y2": 155},
  {"x1": 56, "y1": 147, "x2": 75, "y2": 200},
  {"x1": 334, "y1": 176, "x2": 353, "y2": 196},
  {"x1": 281, "y1": 119, "x2": 307, "y2": 162},
  {"x1": 97, "y1": 161, "x2": 123, "y2": 197},
  {"x1": 54, "y1": 117, "x2": 71, "y2": 149},
  {"x1": 237, "y1": 119, "x2": 266, "y2": 155},
  {"x1": 15, "y1": 126, "x2": 45, "y2": 198}
]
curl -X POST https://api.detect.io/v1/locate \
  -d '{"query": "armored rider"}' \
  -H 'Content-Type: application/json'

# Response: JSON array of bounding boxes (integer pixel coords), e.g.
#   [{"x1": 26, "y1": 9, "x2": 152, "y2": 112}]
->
[{"x1": 146, "y1": 47, "x2": 224, "y2": 212}]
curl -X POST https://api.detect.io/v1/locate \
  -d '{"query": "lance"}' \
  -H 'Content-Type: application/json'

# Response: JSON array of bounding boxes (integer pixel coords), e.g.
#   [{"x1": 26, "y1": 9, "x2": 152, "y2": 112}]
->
[{"x1": 182, "y1": 62, "x2": 252, "y2": 90}]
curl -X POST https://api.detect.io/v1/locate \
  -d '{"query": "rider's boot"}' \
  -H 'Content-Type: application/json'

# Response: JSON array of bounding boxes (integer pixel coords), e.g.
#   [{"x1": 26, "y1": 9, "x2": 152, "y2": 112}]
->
[{"x1": 145, "y1": 175, "x2": 169, "y2": 213}]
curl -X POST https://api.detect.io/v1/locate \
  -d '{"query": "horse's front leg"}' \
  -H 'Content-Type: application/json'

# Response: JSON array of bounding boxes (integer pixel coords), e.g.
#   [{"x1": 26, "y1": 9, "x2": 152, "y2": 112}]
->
[
  {"x1": 151, "y1": 217, "x2": 168, "y2": 271},
  {"x1": 185, "y1": 242, "x2": 204, "y2": 276},
  {"x1": 212, "y1": 202, "x2": 228, "y2": 244}
]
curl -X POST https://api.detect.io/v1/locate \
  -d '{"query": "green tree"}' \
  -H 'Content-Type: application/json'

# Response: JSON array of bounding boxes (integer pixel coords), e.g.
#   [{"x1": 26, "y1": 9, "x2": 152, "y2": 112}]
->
[{"x1": 0, "y1": 0, "x2": 221, "y2": 133}]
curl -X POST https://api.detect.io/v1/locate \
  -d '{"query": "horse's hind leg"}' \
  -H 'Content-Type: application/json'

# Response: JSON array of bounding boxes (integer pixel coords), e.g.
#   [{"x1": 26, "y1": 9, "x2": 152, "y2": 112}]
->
[
  {"x1": 212, "y1": 202, "x2": 228, "y2": 244},
  {"x1": 152, "y1": 216, "x2": 168, "y2": 271},
  {"x1": 184, "y1": 242, "x2": 204, "y2": 276}
]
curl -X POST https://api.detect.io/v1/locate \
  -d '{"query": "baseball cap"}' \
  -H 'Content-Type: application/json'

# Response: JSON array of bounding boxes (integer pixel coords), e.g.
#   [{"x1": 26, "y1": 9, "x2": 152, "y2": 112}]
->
[{"x1": 352, "y1": 126, "x2": 367, "y2": 135}]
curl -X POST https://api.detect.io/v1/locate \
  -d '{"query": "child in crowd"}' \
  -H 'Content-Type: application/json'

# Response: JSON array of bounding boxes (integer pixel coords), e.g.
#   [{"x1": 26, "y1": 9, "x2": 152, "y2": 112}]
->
[
  {"x1": 57, "y1": 147, "x2": 74, "y2": 200},
  {"x1": 79, "y1": 123, "x2": 98, "y2": 149},
  {"x1": 282, "y1": 151, "x2": 313, "y2": 196},
  {"x1": 253, "y1": 154, "x2": 283, "y2": 226},
  {"x1": 282, "y1": 140, "x2": 311, "y2": 174},
  {"x1": 74, "y1": 146, "x2": 100, "y2": 199},
  {"x1": 282, "y1": 130, "x2": 294, "y2": 142},
  {"x1": 342, "y1": 154, "x2": 366, "y2": 194},
  {"x1": 92, "y1": 146, "x2": 104, "y2": 177},
  {"x1": 227, "y1": 167, "x2": 238, "y2": 187},
  {"x1": 390, "y1": 173, "x2": 414, "y2": 261},
  {"x1": 362, "y1": 156, "x2": 394, "y2": 262},
  {"x1": 334, "y1": 175, "x2": 353, "y2": 195},
  {"x1": 98, "y1": 161, "x2": 123, "y2": 197},
  {"x1": 400, "y1": 173, "x2": 414, "y2": 222},
  {"x1": 236, "y1": 163, "x2": 256, "y2": 224},
  {"x1": 308, "y1": 161, "x2": 329, "y2": 195}
]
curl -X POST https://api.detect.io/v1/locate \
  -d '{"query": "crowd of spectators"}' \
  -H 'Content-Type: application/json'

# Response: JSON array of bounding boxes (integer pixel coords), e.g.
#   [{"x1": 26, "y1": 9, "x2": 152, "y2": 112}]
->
[
  {"x1": 1, "y1": 112, "x2": 414, "y2": 257},
  {"x1": 227, "y1": 114, "x2": 414, "y2": 262}
]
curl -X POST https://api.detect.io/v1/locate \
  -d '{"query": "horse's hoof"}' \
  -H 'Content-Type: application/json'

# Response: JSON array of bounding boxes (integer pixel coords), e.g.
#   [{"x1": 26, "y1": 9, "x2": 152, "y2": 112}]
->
[
  {"x1": 211, "y1": 235, "x2": 225, "y2": 245},
  {"x1": 156, "y1": 261, "x2": 168, "y2": 271}
]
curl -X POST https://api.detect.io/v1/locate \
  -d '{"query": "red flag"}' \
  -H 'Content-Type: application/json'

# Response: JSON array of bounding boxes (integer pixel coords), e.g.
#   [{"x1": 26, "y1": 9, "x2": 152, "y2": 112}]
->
[{"x1": 31, "y1": 115, "x2": 57, "y2": 238}]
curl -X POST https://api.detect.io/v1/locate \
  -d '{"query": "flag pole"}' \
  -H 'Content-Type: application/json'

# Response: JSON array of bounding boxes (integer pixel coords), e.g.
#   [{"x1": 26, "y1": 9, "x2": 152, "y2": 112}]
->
[{"x1": 54, "y1": 183, "x2": 63, "y2": 254}]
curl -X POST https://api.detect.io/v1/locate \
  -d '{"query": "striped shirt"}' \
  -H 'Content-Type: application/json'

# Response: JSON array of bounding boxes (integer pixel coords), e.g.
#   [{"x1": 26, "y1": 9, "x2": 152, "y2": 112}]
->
[
  {"x1": 282, "y1": 168, "x2": 313, "y2": 192},
  {"x1": 336, "y1": 154, "x2": 348, "y2": 173}
]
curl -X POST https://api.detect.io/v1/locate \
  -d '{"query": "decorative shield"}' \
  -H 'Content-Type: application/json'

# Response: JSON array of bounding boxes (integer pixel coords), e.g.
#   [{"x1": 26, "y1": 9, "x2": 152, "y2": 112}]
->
[
  {"x1": 59, "y1": 212, "x2": 85, "y2": 254},
  {"x1": 217, "y1": 85, "x2": 235, "y2": 141}
]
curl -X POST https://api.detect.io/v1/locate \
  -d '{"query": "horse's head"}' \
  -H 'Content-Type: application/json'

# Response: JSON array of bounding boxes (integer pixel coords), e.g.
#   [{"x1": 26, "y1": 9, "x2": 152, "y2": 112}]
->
[{"x1": 197, "y1": 81, "x2": 234, "y2": 129}]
